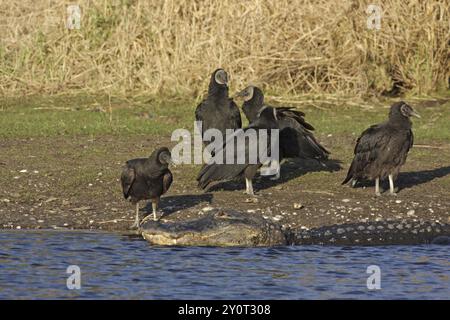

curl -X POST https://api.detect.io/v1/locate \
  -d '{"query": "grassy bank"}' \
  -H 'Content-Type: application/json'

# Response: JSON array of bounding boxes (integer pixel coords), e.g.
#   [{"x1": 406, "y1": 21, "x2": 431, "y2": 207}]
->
[
  {"x1": 1, "y1": 94, "x2": 449, "y2": 142},
  {"x1": 1, "y1": 0, "x2": 448, "y2": 97}
]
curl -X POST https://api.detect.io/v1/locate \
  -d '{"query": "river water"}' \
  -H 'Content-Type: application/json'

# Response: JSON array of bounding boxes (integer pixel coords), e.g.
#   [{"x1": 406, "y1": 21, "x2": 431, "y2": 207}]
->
[{"x1": 0, "y1": 230, "x2": 448, "y2": 299}]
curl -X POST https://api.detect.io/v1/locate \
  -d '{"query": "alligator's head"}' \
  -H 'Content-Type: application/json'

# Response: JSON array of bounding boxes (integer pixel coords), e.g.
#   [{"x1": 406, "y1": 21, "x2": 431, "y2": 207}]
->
[{"x1": 140, "y1": 209, "x2": 287, "y2": 247}]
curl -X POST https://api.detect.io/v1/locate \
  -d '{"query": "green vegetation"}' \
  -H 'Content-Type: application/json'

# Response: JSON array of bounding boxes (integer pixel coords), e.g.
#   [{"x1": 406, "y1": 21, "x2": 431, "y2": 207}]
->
[
  {"x1": 1, "y1": 95, "x2": 449, "y2": 145},
  {"x1": 0, "y1": 95, "x2": 195, "y2": 137}
]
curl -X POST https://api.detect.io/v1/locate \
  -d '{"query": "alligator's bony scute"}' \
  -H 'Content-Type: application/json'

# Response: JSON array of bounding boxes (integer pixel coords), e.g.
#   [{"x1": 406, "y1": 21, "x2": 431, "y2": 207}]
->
[{"x1": 290, "y1": 220, "x2": 450, "y2": 246}]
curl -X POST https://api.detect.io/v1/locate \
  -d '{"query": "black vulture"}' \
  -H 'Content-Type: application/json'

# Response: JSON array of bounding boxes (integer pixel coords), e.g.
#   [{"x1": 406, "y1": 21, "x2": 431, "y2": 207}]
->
[
  {"x1": 195, "y1": 69, "x2": 242, "y2": 152},
  {"x1": 342, "y1": 101, "x2": 420, "y2": 195},
  {"x1": 235, "y1": 85, "x2": 329, "y2": 179},
  {"x1": 121, "y1": 147, "x2": 174, "y2": 228},
  {"x1": 196, "y1": 106, "x2": 279, "y2": 195}
]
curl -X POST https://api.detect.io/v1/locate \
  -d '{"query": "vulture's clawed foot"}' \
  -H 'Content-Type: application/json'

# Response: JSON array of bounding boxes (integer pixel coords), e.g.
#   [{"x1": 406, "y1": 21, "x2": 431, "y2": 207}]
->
[
  {"x1": 140, "y1": 213, "x2": 161, "y2": 225},
  {"x1": 244, "y1": 190, "x2": 261, "y2": 199},
  {"x1": 130, "y1": 221, "x2": 140, "y2": 230}
]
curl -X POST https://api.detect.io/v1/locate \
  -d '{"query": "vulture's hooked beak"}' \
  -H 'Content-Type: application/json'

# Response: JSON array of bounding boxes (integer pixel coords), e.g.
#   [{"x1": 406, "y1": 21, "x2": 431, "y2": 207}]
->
[
  {"x1": 233, "y1": 90, "x2": 246, "y2": 100},
  {"x1": 169, "y1": 158, "x2": 177, "y2": 167},
  {"x1": 410, "y1": 109, "x2": 421, "y2": 118}
]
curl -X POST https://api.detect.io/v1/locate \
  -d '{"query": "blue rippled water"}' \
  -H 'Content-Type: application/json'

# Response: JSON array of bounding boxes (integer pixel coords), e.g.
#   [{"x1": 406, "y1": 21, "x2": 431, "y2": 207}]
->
[{"x1": 0, "y1": 230, "x2": 448, "y2": 299}]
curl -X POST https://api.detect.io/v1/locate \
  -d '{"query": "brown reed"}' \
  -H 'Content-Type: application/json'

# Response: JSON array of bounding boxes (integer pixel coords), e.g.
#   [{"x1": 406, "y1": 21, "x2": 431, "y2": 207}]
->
[{"x1": 0, "y1": 0, "x2": 448, "y2": 98}]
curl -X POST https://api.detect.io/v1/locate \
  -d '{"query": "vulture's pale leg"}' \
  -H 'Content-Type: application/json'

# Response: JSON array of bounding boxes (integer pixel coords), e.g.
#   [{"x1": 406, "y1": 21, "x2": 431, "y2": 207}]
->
[
  {"x1": 140, "y1": 198, "x2": 160, "y2": 225},
  {"x1": 375, "y1": 178, "x2": 381, "y2": 196},
  {"x1": 388, "y1": 174, "x2": 397, "y2": 196},
  {"x1": 245, "y1": 178, "x2": 254, "y2": 196},
  {"x1": 152, "y1": 198, "x2": 159, "y2": 221},
  {"x1": 351, "y1": 179, "x2": 357, "y2": 188},
  {"x1": 130, "y1": 202, "x2": 140, "y2": 229}
]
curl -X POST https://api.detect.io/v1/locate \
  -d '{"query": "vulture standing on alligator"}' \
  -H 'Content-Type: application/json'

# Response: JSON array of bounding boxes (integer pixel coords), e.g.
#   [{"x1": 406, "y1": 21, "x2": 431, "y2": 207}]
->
[{"x1": 121, "y1": 147, "x2": 174, "y2": 229}]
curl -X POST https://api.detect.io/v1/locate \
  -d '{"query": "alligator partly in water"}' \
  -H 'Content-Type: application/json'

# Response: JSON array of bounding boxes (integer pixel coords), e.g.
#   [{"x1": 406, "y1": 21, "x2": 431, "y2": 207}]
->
[
  {"x1": 140, "y1": 209, "x2": 450, "y2": 247},
  {"x1": 141, "y1": 210, "x2": 286, "y2": 246}
]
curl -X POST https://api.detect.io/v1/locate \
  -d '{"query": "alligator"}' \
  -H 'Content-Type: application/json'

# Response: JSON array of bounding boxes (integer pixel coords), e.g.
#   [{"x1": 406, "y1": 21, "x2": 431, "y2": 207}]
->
[
  {"x1": 140, "y1": 209, "x2": 450, "y2": 247},
  {"x1": 140, "y1": 210, "x2": 286, "y2": 246}
]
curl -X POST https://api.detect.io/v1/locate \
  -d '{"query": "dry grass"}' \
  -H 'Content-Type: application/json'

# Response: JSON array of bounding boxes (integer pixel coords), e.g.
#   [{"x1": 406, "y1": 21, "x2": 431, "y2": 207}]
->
[{"x1": 0, "y1": 0, "x2": 448, "y2": 98}]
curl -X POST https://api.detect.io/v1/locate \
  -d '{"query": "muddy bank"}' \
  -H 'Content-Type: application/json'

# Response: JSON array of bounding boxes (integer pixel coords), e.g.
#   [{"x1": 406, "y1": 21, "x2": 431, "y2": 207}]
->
[{"x1": 1, "y1": 134, "x2": 449, "y2": 241}]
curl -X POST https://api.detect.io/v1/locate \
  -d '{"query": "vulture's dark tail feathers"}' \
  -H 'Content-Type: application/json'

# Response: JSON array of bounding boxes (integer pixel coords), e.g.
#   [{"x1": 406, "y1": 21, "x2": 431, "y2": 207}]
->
[{"x1": 342, "y1": 160, "x2": 356, "y2": 185}]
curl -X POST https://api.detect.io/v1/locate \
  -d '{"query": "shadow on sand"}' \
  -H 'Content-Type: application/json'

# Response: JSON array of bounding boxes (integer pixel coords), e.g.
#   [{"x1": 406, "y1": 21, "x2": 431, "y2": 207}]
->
[
  {"x1": 398, "y1": 165, "x2": 450, "y2": 191},
  {"x1": 205, "y1": 158, "x2": 342, "y2": 193},
  {"x1": 349, "y1": 165, "x2": 450, "y2": 193}
]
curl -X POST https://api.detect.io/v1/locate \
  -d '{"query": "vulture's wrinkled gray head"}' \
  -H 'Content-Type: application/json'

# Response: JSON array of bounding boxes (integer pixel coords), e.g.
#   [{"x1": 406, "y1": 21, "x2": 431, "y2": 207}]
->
[
  {"x1": 214, "y1": 69, "x2": 229, "y2": 85},
  {"x1": 390, "y1": 101, "x2": 421, "y2": 119},
  {"x1": 158, "y1": 150, "x2": 172, "y2": 165},
  {"x1": 153, "y1": 147, "x2": 173, "y2": 166},
  {"x1": 235, "y1": 85, "x2": 265, "y2": 104},
  {"x1": 235, "y1": 85, "x2": 255, "y2": 101}
]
